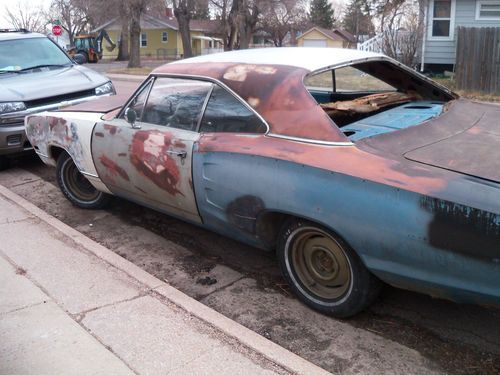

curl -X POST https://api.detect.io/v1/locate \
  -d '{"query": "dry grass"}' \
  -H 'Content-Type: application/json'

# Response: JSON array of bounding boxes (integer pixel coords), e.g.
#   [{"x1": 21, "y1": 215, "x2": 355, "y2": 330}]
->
[{"x1": 433, "y1": 77, "x2": 500, "y2": 103}]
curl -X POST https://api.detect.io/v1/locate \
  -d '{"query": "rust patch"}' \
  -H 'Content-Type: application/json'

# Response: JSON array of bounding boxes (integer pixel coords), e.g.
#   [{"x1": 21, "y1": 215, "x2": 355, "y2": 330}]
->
[
  {"x1": 227, "y1": 195, "x2": 265, "y2": 233},
  {"x1": 94, "y1": 132, "x2": 105, "y2": 138},
  {"x1": 99, "y1": 155, "x2": 130, "y2": 181},
  {"x1": 103, "y1": 124, "x2": 118, "y2": 135},
  {"x1": 173, "y1": 139, "x2": 187, "y2": 148},
  {"x1": 198, "y1": 133, "x2": 448, "y2": 195},
  {"x1": 118, "y1": 152, "x2": 127, "y2": 157},
  {"x1": 130, "y1": 130, "x2": 184, "y2": 196}
]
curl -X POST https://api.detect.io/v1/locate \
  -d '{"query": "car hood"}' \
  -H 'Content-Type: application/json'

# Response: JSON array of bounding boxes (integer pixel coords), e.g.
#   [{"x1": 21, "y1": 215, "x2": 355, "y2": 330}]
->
[
  {"x1": 61, "y1": 93, "x2": 128, "y2": 114},
  {"x1": 0, "y1": 65, "x2": 109, "y2": 102},
  {"x1": 358, "y1": 99, "x2": 500, "y2": 183}
]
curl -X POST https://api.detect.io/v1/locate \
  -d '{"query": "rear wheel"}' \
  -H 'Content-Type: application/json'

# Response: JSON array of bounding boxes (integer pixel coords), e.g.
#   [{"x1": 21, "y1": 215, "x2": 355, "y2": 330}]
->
[
  {"x1": 277, "y1": 219, "x2": 381, "y2": 318},
  {"x1": 56, "y1": 153, "x2": 110, "y2": 209}
]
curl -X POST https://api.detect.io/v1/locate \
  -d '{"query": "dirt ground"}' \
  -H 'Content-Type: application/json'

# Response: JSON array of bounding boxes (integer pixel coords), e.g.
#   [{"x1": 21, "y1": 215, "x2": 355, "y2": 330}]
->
[{"x1": 1, "y1": 153, "x2": 498, "y2": 375}]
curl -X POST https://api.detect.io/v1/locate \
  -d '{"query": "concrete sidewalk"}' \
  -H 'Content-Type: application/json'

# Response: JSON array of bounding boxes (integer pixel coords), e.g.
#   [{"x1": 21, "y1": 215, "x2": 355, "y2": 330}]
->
[{"x1": 0, "y1": 184, "x2": 330, "y2": 375}]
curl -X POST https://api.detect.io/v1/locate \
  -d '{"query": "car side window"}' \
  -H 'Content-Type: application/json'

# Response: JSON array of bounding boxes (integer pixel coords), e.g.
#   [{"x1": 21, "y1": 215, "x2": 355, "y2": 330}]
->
[
  {"x1": 124, "y1": 80, "x2": 152, "y2": 121},
  {"x1": 200, "y1": 85, "x2": 267, "y2": 134},
  {"x1": 142, "y1": 77, "x2": 212, "y2": 131}
]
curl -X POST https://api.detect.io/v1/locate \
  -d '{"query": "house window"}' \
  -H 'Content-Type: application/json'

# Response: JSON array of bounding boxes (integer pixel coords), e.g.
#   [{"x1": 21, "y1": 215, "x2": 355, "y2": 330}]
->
[
  {"x1": 161, "y1": 31, "x2": 168, "y2": 43},
  {"x1": 429, "y1": 0, "x2": 455, "y2": 39},
  {"x1": 476, "y1": 1, "x2": 500, "y2": 20},
  {"x1": 141, "y1": 33, "x2": 147, "y2": 47}
]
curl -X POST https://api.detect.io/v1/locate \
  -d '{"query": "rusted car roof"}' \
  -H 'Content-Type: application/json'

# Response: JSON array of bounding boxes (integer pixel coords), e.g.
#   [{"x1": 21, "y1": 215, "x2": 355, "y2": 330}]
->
[{"x1": 165, "y1": 47, "x2": 385, "y2": 72}]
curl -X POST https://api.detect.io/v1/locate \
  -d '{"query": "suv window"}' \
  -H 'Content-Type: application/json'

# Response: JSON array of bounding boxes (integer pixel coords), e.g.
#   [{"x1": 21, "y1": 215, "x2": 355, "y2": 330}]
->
[
  {"x1": 0, "y1": 37, "x2": 71, "y2": 72},
  {"x1": 142, "y1": 77, "x2": 212, "y2": 131},
  {"x1": 200, "y1": 85, "x2": 267, "y2": 134}
]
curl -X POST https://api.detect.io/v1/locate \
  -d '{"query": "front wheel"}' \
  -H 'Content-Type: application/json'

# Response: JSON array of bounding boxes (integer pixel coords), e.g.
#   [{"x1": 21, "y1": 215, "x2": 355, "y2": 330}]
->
[
  {"x1": 277, "y1": 219, "x2": 381, "y2": 318},
  {"x1": 0, "y1": 156, "x2": 10, "y2": 171},
  {"x1": 56, "y1": 153, "x2": 110, "y2": 209}
]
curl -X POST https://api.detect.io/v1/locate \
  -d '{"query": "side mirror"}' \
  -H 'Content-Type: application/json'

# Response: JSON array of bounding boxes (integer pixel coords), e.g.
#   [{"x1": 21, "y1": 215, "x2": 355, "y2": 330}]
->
[
  {"x1": 125, "y1": 107, "x2": 140, "y2": 129},
  {"x1": 73, "y1": 53, "x2": 86, "y2": 65}
]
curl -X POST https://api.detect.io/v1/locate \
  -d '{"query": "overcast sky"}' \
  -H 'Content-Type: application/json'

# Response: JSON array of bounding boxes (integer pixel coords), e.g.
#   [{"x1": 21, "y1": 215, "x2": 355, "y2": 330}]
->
[{"x1": 0, "y1": 0, "x2": 347, "y2": 29}]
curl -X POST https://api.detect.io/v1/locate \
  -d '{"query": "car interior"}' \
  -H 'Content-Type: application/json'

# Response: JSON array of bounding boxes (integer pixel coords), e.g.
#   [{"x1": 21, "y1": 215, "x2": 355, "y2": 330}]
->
[{"x1": 305, "y1": 60, "x2": 455, "y2": 141}]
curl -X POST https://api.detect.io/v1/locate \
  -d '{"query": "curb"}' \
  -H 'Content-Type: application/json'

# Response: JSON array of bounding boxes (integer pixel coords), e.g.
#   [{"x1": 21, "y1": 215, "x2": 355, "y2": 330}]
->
[{"x1": 0, "y1": 184, "x2": 331, "y2": 375}]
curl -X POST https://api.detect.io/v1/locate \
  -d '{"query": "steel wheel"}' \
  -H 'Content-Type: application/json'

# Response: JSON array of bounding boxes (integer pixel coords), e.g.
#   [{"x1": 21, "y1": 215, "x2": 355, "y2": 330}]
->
[
  {"x1": 278, "y1": 219, "x2": 382, "y2": 318},
  {"x1": 290, "y1": 229, "x2": 351, "y2": 300}
]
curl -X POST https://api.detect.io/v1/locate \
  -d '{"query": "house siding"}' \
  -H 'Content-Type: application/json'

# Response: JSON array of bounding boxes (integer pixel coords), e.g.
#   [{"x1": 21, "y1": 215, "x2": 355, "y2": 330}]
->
[{"x1": 425, "y1": 0, "x2": 500, "y2": 65}]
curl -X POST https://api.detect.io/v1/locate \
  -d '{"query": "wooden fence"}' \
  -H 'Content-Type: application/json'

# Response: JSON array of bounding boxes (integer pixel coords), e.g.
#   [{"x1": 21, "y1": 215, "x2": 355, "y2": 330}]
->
[{"x1": 456, "y1": 27, "x2": 500, "y2": 94}]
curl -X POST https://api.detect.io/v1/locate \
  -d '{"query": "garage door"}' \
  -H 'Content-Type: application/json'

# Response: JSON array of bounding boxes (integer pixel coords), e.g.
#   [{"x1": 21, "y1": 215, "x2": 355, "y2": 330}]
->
[{"x1": 303, "y1": 39, "x2": 327, "y2": 47}]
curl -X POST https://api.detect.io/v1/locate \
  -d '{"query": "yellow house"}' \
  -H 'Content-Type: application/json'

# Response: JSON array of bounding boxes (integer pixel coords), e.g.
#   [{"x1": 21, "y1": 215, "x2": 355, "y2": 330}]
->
[
  {"x1": 92, "y1": 14, "x2": 222, "y2": 60},
  {"x1": 297, "y1": 27, "x2": 356, "y2": 49}
]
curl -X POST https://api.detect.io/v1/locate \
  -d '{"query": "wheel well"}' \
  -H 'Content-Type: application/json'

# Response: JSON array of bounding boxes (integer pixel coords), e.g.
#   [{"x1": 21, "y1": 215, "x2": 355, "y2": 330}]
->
[
  {"x1": 255, "y1": 211, "x2": 355, "y2": 256},
  {"x1": 49, "y1": 146, "x2": 67, "y2": 162}
]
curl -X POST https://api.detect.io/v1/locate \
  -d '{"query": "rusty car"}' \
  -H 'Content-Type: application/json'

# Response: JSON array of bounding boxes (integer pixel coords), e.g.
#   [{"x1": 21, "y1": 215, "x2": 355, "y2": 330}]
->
[{"x1": 25, "y1": 48, "x2": 499, "y2": 317}]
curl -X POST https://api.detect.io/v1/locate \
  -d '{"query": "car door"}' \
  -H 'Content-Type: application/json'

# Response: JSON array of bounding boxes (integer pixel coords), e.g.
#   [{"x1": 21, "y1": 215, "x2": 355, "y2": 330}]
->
[{"x1": 91, "y1": 76, "x2": 213, "y2": 223}]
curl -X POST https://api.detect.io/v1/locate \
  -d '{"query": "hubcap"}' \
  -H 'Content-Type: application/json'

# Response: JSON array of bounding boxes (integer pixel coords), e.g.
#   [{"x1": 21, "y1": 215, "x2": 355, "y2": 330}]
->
[{"x1": 291, "y1": 229, "x2": 351, "y2": 300}]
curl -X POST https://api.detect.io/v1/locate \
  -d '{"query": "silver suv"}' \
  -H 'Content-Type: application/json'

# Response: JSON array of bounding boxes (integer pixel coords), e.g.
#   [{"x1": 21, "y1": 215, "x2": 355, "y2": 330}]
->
[{"x1": 0, "y1": 29, "x2": 115, "y2": 169}]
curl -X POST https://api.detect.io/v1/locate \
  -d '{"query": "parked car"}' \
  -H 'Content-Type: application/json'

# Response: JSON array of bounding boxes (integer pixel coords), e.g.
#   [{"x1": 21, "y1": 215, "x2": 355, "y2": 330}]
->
[
  {"x1": 25, "y1": 48, "x2": 499, "y2": 317},
  {"x1": 0, "y1": 29, "x2": 115, "y2": 170}
]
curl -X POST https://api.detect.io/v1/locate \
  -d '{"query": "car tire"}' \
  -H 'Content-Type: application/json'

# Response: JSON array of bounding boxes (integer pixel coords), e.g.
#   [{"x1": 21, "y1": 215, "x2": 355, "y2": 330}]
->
[
  {"x1": 277, "y1": 219, "x2": 381, "y2": 318},
  {"x1": 56, "y1": 152, "x2": 110, "y2": 209},
  {"x1": 80, "y1": 51, "x2": 88, "y2": 64},
  {"x1": 0, "y1": 156, "x2": 10, "y2": 171}
]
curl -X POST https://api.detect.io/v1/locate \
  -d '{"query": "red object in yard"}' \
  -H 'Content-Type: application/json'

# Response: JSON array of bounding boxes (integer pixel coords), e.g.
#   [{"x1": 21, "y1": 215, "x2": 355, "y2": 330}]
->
[{"x1": 52, "y1": 25, "x2": 62, "y2": 36}]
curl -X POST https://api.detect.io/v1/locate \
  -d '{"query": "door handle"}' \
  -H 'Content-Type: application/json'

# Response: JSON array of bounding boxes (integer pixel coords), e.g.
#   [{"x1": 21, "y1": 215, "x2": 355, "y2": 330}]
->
[{"x1": 166, "y1": 150, "x2": 187, "y2": 159}]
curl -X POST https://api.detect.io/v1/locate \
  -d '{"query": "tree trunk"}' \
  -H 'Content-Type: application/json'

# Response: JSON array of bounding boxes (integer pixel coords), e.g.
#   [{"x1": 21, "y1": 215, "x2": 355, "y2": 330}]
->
[
  {"x1": 227, "y1": 0, "x2": 241, "y2": 50},
  {"x1": 174, "y1": 8, "x2": 193, "y2": 58},
  {"x1": 128, "y1": 10, "x2": 141, "y2": 68},
  {"x1": 116, "y1": 4, "x2": 130, "y2": 61}
]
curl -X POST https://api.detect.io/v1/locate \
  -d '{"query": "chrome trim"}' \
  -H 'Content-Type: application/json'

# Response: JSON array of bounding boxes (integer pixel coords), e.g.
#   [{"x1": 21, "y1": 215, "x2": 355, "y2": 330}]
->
[
  {"x1": 80, "y1": 171, "x2": 99, "y2": 179},
  {"x1": 266, "y1": 133, "x2": 354, "y2": 146},
  {"x1": 0, "y1": 93, "x2": 113, "y2": 124},
  {"x1": 34, "y1": 150, "x2": 49, "y2": 158}
]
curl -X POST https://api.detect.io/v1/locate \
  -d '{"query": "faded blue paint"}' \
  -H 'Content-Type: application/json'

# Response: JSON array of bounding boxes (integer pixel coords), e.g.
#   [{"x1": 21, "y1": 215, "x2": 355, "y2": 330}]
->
[
  {"x1": 343, "y1": 101, "x2": 444, "y2": 141},
  {"x1": 193, "y1": 148, "x2": 500, "y2": 306}
]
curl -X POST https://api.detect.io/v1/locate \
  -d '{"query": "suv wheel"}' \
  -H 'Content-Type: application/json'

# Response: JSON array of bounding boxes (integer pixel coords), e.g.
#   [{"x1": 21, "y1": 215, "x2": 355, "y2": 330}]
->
[{"x1": 0, "y1": 156, "x2": 10, "y2": 171}]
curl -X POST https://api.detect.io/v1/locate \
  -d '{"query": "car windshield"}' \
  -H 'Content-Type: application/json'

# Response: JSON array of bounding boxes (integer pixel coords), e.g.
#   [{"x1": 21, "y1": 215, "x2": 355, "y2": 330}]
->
[{"x1": 0, "y1": 37, "x2": 72, "y2": 73}]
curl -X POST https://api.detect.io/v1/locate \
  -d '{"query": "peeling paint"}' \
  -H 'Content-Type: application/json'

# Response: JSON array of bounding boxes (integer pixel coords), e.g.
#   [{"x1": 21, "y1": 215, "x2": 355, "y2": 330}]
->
[
  {"x1": 99, "y1": 155, "x2": 130, "y2": 181},
  {"x1": 130, "y1": 130, "x2": 184, "y2": 196}
]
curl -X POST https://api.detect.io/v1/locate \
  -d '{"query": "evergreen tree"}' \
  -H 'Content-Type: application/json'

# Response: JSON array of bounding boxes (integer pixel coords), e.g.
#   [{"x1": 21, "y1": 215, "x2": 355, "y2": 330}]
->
[
  {"x1": 342, "y1": 0, "x2": 374, "y2": 40},
  {"x1": 309, "y1": 0, "x2": 335, "y2": 29}
]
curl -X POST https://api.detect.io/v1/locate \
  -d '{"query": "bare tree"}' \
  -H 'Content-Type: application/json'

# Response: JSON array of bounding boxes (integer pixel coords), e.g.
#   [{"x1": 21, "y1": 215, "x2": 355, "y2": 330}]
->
[
  {"x1": 48, "y1": 0, "x2": 90, "y2": 45},
  {"x1": 260, "y1": 0, "x2": 307, "y2": 47},
  {"x1": 172, "y1": 0, "x2": 195, "y2": 58},
  {"x1": 238, "y1": 0, "x2": 262, "y2": 49},
  {"x1": 116, "y1": 1, "x2": 130, "y2": 61},
  {"x1": 3, "y1": 0, "x2": 48, "y2": 33},
  {"x1": 379, "y1": 1, "x2": 422, "y2": 66}
]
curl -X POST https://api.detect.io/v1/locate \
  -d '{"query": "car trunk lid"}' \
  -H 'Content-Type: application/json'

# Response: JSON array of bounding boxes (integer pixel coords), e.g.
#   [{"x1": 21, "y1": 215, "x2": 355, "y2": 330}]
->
[{"x1": 358, "y1": 99, "x2": 500, "y2": 183}]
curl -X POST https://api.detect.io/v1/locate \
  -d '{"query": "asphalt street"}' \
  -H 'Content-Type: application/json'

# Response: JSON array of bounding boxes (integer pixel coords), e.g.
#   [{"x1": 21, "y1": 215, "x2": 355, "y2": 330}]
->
[{"x1": 2, "y1": 69, "x2": 498, "y2": 374}]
